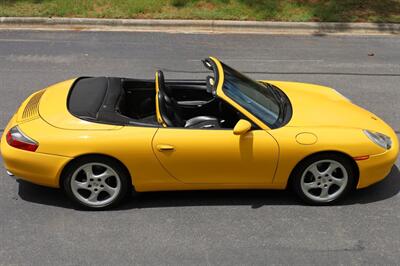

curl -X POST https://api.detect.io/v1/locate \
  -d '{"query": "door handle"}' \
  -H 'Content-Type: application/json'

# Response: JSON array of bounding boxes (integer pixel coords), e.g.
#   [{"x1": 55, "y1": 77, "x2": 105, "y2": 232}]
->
[{"x1": 157, "y1": 144, "x2": 175, "y2": 151}]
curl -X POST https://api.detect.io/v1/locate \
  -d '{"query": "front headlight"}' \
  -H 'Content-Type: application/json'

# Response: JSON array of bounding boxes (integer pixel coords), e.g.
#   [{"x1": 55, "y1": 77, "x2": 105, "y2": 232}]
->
[{"x1": 363, "y1": 130, "x2": 392, "y2": 150}]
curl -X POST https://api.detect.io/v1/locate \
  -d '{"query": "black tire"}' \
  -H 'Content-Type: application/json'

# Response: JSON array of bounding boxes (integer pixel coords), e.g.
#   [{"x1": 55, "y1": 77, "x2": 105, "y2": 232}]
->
[
  {"x1": 290, "y1": 153, "x2": 357, "y2": 205},
  {"x1": 62, "y1": 156, "x2": 131, "y2": 210}
]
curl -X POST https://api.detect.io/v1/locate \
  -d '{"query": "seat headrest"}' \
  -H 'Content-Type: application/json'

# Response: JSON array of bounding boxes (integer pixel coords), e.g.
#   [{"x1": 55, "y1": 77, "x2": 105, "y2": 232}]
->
[
  {"x1": 156, "y1": 70, "x2": 165, "y2": 83},
  {"x1": 156, "y1": 70, "x2": 172, "y2": 95}
]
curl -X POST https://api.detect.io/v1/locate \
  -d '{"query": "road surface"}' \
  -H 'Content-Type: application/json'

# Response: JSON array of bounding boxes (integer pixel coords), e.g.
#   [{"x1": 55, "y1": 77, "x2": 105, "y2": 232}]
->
[{"x1": 0, "y1": 30, "x2": 399, "y2": 265}]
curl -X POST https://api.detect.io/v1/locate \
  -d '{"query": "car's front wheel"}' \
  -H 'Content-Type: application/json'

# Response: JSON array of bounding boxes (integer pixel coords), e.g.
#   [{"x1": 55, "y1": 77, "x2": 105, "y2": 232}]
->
[
  {"x1": 291, "y1": 154, "x2": 357, "y2": 205},
  {"x1": 62, "y1": 156, "x2": 130, "y2": 210}
]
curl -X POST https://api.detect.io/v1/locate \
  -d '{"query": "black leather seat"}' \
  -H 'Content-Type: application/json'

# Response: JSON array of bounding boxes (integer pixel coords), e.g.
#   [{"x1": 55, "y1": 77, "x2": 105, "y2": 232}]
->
[
  {"x1": 157, "y1": 71, "x2": 185, "y2": 127},
  {"x1": 156, "y1": 70, "x2": 220, "y2": 129}
]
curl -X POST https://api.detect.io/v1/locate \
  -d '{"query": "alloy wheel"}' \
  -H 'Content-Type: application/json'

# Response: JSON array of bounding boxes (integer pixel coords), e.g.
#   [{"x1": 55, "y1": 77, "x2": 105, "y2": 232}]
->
[
  {"x1": 70, "y1": 162, "x2": 122, "y2": 208},
  {"x1": 300, "y1": 159, "x2": 349, "y2": 203}
]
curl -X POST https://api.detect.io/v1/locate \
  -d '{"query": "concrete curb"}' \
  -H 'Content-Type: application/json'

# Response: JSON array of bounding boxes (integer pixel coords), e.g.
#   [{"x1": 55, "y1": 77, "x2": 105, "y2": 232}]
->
[{"x1": 0, "y1": 17, "x2": 399, "y2": 35}]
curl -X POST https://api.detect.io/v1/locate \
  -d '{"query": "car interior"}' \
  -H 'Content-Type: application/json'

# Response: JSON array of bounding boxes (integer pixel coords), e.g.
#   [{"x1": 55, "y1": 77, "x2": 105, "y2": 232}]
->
[
  {"x1": 68, "y1": 64, "x2": 246, "y2": 129},
  {"x1": 118, "y1": 70, "x2": 244, "y2": 129}
]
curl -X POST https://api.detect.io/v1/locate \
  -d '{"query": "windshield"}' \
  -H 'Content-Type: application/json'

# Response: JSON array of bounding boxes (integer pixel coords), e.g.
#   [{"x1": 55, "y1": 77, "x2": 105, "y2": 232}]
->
[{"x1": 221, "y1": 63, "x2": 281, "y2": 128}]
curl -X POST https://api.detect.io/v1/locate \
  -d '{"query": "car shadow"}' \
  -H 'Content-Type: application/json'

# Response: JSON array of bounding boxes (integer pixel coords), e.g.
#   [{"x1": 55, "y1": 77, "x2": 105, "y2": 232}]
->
[{"x1": 16, "y1": 165, "x2": 400, "y2": 210}]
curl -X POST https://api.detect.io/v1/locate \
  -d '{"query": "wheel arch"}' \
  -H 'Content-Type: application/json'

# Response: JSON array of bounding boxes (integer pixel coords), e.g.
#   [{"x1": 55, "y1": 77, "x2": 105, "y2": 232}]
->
[
  {"x1": 59, "y1": 153, "x2": 133, "y2": 188},
  {"x1": 287, "y1": 150, "x2": 359, "y2": 189}
]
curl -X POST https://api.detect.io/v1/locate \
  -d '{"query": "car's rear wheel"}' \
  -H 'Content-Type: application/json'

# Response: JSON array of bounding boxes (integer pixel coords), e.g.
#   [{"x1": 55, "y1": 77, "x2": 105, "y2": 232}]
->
[
  {"x1": 291, "y1": 154, "x2": 356, "y2": 205},
  {"x1": 62, "y1": 156, "x2": 130, "y2": 210}
]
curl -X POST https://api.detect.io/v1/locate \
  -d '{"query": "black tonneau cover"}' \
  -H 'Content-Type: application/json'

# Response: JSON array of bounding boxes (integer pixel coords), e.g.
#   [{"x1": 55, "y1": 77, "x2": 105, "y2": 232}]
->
[
  {"x1": 68, "y1": 77, "x2": 157, "y2": 127},
  {"x1": 68, "y1": 77, "x2": 108, "y2": 119}
]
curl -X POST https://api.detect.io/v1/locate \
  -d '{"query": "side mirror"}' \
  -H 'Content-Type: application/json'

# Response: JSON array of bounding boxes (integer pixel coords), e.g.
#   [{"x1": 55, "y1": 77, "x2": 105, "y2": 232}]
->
[{"x1": 233, "y1": 119, "x2": 252, "y2": 135}]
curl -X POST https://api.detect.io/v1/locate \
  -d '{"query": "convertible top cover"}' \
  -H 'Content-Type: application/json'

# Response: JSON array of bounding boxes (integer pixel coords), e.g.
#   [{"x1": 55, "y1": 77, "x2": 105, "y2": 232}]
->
[
  {"x1": 68, "y1": 77, "x2": 108, "y2": 119},
  {"x1": 68, "y1": 77, "x2": 157, "y2": 127}
]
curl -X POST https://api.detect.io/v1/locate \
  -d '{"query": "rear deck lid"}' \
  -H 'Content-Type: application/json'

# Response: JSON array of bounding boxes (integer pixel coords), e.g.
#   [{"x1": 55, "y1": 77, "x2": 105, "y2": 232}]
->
[{"x1": 38, "y1": 79, "x2": 121, "y2": 130}]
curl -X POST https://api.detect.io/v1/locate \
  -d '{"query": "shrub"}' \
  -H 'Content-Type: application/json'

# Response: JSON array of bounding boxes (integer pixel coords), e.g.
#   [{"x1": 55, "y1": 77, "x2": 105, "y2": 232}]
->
[{"x1": 171, "y1": 0, "x2": 190, "y2": 7}]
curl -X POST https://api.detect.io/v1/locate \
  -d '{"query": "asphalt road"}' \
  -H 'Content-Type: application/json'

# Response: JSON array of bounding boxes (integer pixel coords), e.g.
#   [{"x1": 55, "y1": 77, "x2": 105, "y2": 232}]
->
[{"x1": 0, "y1": 30, "x2": 399, "y2": 265}]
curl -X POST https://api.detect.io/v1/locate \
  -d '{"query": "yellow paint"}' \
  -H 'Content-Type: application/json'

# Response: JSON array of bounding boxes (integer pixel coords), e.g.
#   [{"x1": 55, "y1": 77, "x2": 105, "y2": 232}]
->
[
  {"x1": 152, "y1": 127, "x2": 279, "y2": 184},
  {"x1": 155, "y1": 72, "x2": 166, "y2": 127},
  {"x1": 39, "y1": 79, "x2": 121, "y2": 130},
  {"x1": 296, "y1": 132, "x2": 318, "y2": 145},
  {"x1": 0, "y1": 115, "x2": 70, "y2": 187},
  {"x1": 0, "y1": 57, "x2": 398, "y2": 193},
  {"x1": 210, "y1": 57, "x2": 271, "y2": 130},
  {"x1": 233, "y1": 119, "x2": 252, "y2": 135}
]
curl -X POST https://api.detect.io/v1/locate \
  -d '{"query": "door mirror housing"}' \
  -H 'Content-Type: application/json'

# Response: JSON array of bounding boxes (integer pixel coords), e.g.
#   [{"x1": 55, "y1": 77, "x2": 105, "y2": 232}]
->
[{"x1": 233, "y1": 119, "x2": 252, "y2": 135}]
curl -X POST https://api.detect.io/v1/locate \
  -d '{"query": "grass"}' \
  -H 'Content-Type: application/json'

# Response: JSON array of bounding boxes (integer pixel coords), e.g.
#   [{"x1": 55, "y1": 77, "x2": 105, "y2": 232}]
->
[{"x1": 0, "y1": 0, "x2": 399, "y2": 23}]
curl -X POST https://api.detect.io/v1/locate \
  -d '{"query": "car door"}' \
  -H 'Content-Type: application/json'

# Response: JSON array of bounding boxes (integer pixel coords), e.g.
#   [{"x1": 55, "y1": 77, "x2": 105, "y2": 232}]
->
[{"x1": 152, "y1": 127, "x2": 279, "y2": 184}]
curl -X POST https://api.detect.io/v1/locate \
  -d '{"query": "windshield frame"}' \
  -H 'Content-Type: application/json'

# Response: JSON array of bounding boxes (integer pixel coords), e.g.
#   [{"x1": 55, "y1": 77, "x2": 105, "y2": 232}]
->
[{"x1": 210, "y1": 57, "x2": 290, "y2": 130}]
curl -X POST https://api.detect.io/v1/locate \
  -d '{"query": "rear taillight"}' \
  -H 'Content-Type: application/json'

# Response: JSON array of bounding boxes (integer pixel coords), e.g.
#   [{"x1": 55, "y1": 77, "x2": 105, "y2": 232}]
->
[{"x1": 6, "y1": 126, "x2": 38, "y2": 152}]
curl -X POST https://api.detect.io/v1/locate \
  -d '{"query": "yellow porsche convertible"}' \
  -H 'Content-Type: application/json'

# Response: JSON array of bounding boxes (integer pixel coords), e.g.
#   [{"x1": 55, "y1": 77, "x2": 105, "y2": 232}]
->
[{"x1": 1, "y1": 57, "x2": 398, "y2": 210}]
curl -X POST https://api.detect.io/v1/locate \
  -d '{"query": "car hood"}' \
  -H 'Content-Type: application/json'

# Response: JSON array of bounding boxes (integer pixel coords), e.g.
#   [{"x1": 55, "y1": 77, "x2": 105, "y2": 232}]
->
[{"x1": 266, "y1": 80, "x2": 393, "y2": 133}]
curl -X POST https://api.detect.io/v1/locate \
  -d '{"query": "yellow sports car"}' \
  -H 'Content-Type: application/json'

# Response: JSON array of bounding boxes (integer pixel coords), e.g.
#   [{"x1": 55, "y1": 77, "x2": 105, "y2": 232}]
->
[{"x1": 1, "y1": 57, "x2": 398, "y2": 210}]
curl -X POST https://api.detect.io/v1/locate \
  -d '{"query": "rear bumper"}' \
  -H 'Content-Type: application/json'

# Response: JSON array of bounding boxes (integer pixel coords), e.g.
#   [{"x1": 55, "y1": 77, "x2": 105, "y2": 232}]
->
[
  {"x1": 356, "y1": 136, "x2": 399, "y2": 189},
  {"x1": 0, "y1": 115, "x2": 70, "y2": 188}
]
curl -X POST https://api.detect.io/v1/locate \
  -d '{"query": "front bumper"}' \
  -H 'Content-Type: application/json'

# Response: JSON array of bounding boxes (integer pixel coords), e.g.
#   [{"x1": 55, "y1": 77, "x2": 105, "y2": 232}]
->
[
  {"x1": 0, "y1": 115, "x2": 70, "y2": 188},
  {"x1": 356, "y1": 134, "x2": 399, "y2": 189}
]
